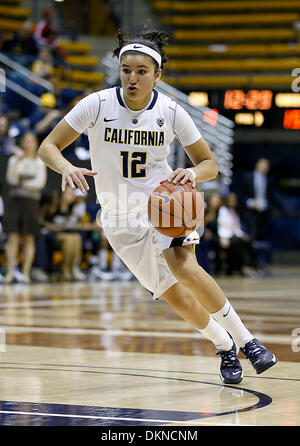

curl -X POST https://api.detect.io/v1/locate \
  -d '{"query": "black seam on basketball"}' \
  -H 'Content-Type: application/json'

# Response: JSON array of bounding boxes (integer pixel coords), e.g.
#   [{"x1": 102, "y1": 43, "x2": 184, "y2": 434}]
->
[
  {"x1": 149, "y1": 200, "x2": 179, "y2": 219},
  {"x1": 149, "y1": 200, "x2": 183, "y2": 230},
  {"x1": 160, "y1": 182, "x2": 194, "y2": 227},
  {"x1": 195, "y1": 208, "x2": 204, "y2": 224},
  {"x1": 176, "y1": 224, "x2": 187, "y2": 237},
  {"x1": 149, "y1": 194, "x2": 187, "y2": 235}
]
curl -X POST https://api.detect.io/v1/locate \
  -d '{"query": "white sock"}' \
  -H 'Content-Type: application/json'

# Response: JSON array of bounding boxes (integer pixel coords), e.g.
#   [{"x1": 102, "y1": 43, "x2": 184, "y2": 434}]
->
[
  {"x1": 211, "y1": 299, "x2": 253, "y2": 349},
  {"x1": 197, "y1": 315, "x2": 233, "y2": 351}
]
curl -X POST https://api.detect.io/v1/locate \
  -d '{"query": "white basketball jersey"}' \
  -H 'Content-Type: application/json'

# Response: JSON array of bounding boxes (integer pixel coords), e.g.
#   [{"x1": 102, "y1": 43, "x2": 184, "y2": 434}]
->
[{"x1": 64, "y1": 86, "x2": 201, "y2": 215}]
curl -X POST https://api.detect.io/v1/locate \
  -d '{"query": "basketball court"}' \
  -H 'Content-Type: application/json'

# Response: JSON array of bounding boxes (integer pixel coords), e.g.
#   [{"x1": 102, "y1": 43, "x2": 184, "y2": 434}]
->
[{"x1": 0, "y1": 266, "x2": 299, "y2": 427}]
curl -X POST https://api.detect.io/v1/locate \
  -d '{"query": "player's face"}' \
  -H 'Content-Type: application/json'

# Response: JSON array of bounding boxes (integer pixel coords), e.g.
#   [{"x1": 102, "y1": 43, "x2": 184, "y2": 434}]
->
[{"x1": 120, "y1": 54, "x2": 161, "y2": 110}]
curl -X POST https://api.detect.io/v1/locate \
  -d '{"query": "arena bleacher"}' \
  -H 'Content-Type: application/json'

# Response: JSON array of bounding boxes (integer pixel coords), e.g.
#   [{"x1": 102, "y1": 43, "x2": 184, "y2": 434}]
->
[
  {"x1": 152, "y1": 0, "x2": 300, "y2": 89},
  {"x1": 0, "y1": 0, "x2": 104, "y2": 91}
]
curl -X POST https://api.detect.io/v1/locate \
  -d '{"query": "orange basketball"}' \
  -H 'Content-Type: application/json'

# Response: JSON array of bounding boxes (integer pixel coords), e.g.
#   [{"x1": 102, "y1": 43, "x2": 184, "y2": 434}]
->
[{"x1": 148, "y1": 180, "x2": 204, "y2": 238}]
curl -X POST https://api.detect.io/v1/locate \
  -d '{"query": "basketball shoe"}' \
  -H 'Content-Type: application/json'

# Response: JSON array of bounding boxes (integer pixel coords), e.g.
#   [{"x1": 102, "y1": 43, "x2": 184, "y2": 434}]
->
[
  {"x1": 217, "y1": 340, "x2": 243, "y2": 385},
  {"x1": 241, "y1": 338, "x2": 278, "y2": 374}
]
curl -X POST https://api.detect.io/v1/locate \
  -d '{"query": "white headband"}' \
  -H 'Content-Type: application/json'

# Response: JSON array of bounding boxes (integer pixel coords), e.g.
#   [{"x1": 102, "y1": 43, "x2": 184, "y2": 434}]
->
[{"x1": 119, "y1": 43, "x2": 162, "y2": 68}]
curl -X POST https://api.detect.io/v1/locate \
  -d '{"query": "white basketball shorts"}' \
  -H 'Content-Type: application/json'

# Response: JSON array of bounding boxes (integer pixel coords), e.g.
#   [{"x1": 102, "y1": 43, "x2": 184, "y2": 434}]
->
[{"x1": 100, "y1": 209, "x2": 200, "y2": 301}]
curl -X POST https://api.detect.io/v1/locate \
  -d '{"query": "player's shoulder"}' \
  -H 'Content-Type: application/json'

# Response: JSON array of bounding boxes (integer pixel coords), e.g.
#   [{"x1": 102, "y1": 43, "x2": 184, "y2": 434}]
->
[
  {"x1": 93, "y1": 87, "x2": 118, "y2": 101},
  {"x1": 156, "y1": 89, "x2": 177, "y2": 109},
  {"x1": 80, "y1": 87, "x2": 116, "y2": 106}
]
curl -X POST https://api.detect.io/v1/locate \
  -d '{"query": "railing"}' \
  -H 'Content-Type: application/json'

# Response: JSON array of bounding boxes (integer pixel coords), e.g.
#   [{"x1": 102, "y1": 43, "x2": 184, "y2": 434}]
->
[
  {"x1": 0, "y1": 52, "x2": 54, "y2": 93},
  {"x1": 101, "y1": 52, "x2": 235, "y2": 183}
]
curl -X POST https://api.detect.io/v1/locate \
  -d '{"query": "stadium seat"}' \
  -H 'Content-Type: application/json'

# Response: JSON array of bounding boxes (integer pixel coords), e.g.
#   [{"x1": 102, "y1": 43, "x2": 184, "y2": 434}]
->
[
  {"x1": 60, "y1": 41, "x2": 91, "y2": 54},
  {"x1": 167, "y1": 58, "x2": 300, "y2": 72},
  {"x1": 0, "y1": 16, "x2": 25, "y2": 31},
  {"x1": 163, "y1": 74, "x2": 294, "y2": 88},
  {"x1": 152, "y1": 0, "x2": 300, "y2": 89},
  {"x1": 173, "y1": 28, "x2": 296, "y2": 42},
  {"x1": 0, "y1": 5, "x2": 31, "y2": 18},
  {"x1": 64, "y1": 55, "x2": 100, "y2": 68},
  {"x1": 166, "y1": 43, "x2": 300, "y2": 58},
  {"x1": 162, "y1": 13, "x2": 299, "y2": 27},
  {"x1": 153, "y1": 1, "x2": 300, "y2": 12}
]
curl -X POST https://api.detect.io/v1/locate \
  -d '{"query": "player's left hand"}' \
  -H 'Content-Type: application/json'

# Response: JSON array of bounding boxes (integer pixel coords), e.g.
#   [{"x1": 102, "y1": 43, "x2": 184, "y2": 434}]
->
[
  {"x1": 61, "y1": 165, "x2": 98, "y2": 193},
  {"x1": 161, "y1": 168, "x2": 196, "y2": 188}
]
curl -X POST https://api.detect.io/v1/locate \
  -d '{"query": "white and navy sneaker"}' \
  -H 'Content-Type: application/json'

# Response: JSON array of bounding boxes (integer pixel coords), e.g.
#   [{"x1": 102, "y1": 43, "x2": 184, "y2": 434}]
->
[
  {"x1": 241, "y1": 338, "x2": 278, "y2": 374},
  {"x1": 217, "y1": 341, "x2": 243, "y2": 385}
]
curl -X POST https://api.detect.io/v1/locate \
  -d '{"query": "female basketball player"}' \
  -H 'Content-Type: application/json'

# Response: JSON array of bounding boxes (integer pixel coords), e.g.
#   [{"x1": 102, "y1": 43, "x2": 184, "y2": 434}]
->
[{"x1": 38, "y1": 29, "x2": 277, "y2": 384}]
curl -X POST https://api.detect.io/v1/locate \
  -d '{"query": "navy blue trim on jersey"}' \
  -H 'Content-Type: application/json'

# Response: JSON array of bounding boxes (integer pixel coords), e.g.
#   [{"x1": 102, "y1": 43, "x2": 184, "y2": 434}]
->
[
  {"x1": 169, "y1": 236, "x2": 186, "y2": 248},
  {"x1": 147, "y1": 89, "x2": 158, "y2": 110},
  {"x1": 115, "y1": 87, "x2": 158, "y2": 110},
  {"x1": 116, "y1": 86, "x2": 126, "y2": 107}
]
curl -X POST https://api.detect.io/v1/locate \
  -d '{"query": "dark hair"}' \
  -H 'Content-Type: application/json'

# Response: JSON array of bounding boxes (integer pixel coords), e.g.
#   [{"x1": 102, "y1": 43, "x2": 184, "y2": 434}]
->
[{"x1": 113, "y1": 29, "x2": 169, "y2": 72}]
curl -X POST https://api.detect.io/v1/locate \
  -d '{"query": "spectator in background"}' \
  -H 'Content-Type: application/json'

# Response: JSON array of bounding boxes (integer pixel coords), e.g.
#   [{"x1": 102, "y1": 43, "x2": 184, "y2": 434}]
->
[
  {"x1": 241, "y1": 158, "x2": 272, "y2": 242},
  {"x1": 4, "y1": 132, "x2": 47, "y2": 283},
  {"x1": 43, "y1": 186, "x2": 85, "y2": 281},
  {"x1": 217, "y1": 192, "x2": 254, "y2": 276},
  {"x1": 33, "y1": 10, "x2": 54, "y2": 46},
  {"x1": 32, "y1": 47, "x2": 54, "y2": 80},
  {"x1": 201, "y1": 172, "x2": 230, "y2": 205},
  {"x1": 0, "y1": 115, "x2": 18, "y2": 155},
  {"x1": 203, "y1": 192, "x2": 223, "y2": 275},
  {"x1": 2, "y1": 21, "x2": 38, "y2": 57},
  {"x1": 42, "y1": 28, "x2": 65, "y2": 61},
  {"x1": 30, "y1": 93, "x2": 62, "y2": 142}
]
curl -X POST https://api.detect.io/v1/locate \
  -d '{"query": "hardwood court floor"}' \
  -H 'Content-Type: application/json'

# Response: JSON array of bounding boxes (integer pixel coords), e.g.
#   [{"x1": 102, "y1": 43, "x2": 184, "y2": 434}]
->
[{"x1": 0, "y1": 266, "x2": 299, "y2": 426}]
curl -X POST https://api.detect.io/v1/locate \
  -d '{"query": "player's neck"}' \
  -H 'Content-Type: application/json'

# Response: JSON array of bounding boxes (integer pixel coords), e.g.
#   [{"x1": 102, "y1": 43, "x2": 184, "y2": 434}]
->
[{"x1": 122, "y1": 90, "x2": 153, "y2": 111}]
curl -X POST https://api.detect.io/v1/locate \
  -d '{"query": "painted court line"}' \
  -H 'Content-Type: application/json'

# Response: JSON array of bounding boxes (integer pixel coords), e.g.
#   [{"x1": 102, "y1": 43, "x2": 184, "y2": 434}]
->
[
  {"x1": 0, "y1": 289, "x2": 299, "y2": 310},
  {"x1": 0, "y1": 325, "x2": 294, "y2": 344},
  {"x1": 0, "y1": 409, "x2": 218, "y2": 425}
]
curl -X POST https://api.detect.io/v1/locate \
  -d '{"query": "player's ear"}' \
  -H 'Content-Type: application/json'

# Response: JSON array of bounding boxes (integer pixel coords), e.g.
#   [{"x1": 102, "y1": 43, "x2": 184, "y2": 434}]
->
[{"x1": 154, "y1": 68, "x2": 162, "y2": 83}]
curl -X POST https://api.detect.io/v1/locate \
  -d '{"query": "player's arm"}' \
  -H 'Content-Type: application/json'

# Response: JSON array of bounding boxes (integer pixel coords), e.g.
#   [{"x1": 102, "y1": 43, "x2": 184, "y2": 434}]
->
[
  {"x1": 163, "y1": 137, "x2": 218, "y2": 187},
  {"x1": 38, "y1": 118, "x2": 97, "y2": 193}
]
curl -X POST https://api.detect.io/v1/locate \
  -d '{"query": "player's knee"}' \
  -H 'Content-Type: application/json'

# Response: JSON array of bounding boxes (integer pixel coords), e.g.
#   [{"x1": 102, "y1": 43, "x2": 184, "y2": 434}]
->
[
  {"x1": 176, "y1": 293, "x2": 197, "y2": 317},
  {"x1": 172, "y1": 263, "x2": 196, "y2": 286},
  {"x1": 163, "y1": 286, "x2": 196, "y2": 317}
]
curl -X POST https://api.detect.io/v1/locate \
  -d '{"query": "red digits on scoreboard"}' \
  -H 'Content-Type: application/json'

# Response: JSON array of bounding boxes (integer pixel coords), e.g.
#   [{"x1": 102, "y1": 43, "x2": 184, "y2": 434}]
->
[
  {"x1": 224, "y1": 90, "x2": 273, "y2": 110},
  {"x1": 283, "y1": 110, "x2": 300, "y2": 129}
]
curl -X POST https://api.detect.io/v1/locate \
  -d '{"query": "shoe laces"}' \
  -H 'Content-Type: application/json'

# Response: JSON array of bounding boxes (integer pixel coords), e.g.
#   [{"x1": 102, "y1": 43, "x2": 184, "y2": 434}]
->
[
  {"x1": 217, "y1": 349, "x2": 238, "y2": 368},
  {"x1": 245, "y1": 339, "x2": 265, "y2": 358}
]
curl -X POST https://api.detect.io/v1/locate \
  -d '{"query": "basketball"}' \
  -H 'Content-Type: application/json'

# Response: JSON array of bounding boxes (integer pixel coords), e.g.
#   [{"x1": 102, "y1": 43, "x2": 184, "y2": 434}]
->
[{"x1": 148, "y1": 180, "x2": 204, "y2": 238}]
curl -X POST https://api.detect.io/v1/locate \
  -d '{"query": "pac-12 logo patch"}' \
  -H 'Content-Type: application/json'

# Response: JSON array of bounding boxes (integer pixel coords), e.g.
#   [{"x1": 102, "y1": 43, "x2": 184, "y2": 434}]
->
[{"x1": 157, "y1": 118, "x2": 164, "y2": 127}]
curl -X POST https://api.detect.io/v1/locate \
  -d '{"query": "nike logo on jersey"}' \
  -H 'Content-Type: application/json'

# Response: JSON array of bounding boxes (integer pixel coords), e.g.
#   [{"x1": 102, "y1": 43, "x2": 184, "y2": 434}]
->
[{"x1": 104, "y1": 117, "x2": 118, "y2": 122}]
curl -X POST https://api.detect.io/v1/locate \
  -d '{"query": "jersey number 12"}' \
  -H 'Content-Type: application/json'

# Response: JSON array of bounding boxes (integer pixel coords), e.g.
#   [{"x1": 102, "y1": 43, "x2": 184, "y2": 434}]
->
[{"x1": 120, "y1": 151, "x2": 147, "y2": 178}]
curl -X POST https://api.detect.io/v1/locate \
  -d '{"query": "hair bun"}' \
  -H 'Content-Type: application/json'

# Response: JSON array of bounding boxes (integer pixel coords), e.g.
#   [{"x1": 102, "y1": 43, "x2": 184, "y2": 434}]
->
[{"x1": 113, "y1": 28, "x2": 169, "y2": 70}]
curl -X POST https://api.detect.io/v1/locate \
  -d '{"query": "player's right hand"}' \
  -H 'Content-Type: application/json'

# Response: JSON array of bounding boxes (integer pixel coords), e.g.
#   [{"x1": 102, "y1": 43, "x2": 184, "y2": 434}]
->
[{"x1": 61, "y1": 165, "x2": 98, "y2": 193}]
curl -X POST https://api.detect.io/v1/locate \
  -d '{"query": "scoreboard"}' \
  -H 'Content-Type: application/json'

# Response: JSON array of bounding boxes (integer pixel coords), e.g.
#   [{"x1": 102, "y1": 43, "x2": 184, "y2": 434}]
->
[{"x1": 188, "y1": 90, "x2": 300, "y2": 129}]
